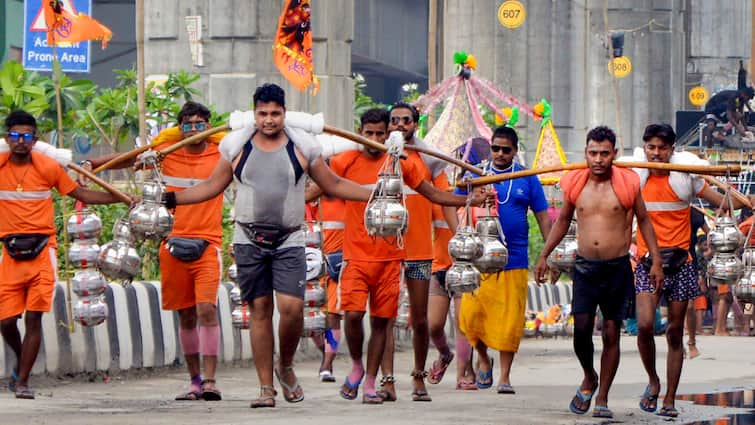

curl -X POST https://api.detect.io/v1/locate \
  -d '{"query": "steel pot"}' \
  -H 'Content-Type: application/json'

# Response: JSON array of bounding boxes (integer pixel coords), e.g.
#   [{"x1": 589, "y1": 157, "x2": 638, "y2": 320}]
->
[
  {"x1": 708, "y1": 252, "x2": 744, "y2": 283},
  {"x1": 448, "y1": 226, "x2": 484, "y2": 261},
  {"x1": 228, "y1": 263, "x2": 238, "y2": 283},
  {"x1": 376, "y1": 173, "x2": 403, "y2": 197},
  {"x1": 303, "y1": 222, "x2": 323, "y2": 247},
  {"x1": 305, "y1": 247, "x2": 324, "y2": 281},
  {"x1": 395, "y1": 301, "x2": 411, "y2": 329},
  {"x1": 142, "y1": 181, "x2": 165, "y2": 203},
  {"x1": 71, "y1": 270, "x2": 108, "y2": 297},
  {"x1": 473, "y1": 237, "x2": 509, "y2": 273},
  {"x1": 128, "y1": 201, "x2": 174, "y2": 241},
  {"x1": 735, "y1": 270, "x2": 755, "y2": 304},
  {"x1": 304, "y1": 281, "x2": 326, "y2": 308},
  {"x1": 97, "y1": 239, "x2": 141, "y2": 281},
  {"x1": 743, "y1": 247, "x2": 755, "y2": 267},
  {"x1": 709, "y1": 216, "x2": 744, "y2": 253},
  {"x1": 446, "y1": 261, "x2": 481, "y2": 293},
  {"x1": 542, "y1": 322, "x2": 564, "y2": 338},
  {"x1": 364, "y1": 196, "x2": 408, "y2": 237},
  {"x1": 68, "y1": 239, "x2": 101, "y2": 268},
  {"x1": 475, "y1": 216, "x2": 502, "y2": 239},
  {"x1": 547, "y1": 236, "x2": 578, "y2": 272},
  {"x1": 232, "y1": 302, "x2": 251, "y2": 329},
  {"x1": 229, "y1": 285, "x2": 242, "y2": 307},
  {"x1": 112, "y1": 219, "x2": 134, "y2": 242},
  {"x1": 74, "y1": 297, "x2": 108, "y2": 327},
  {"x1": 302, "y1": 307, "x2": 327, "y2": 337},
  {"x1": 66, "y1": 209, "x2": 102, "y2": 240}
]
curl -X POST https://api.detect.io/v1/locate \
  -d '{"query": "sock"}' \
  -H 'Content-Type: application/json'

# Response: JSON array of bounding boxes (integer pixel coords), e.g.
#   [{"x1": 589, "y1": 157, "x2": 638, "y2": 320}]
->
[
  {"x1": 325, "y1": 329, "x2": 341, "y2": 353},
  {"x1": 348, "y1": 360, "x2": 364, "y2": 384},
  {"x1": 179, "y1": 327, "x2": 200, "y2": 355},
  {"x1": 199, "y1": 325, "x2": 220, "y2": 356},
  {"x1": 456, "y1": 334, "x2": 472, "y2": 364},
  {"x1": 364, "y1": 374, "x2": 377, "y2": 395},
  {"x1": 190, "y1": 374, "x2": 202, "y2": 389},
  {"x1": 433, "y1": 333, "x2": 452, "y2": 359}
]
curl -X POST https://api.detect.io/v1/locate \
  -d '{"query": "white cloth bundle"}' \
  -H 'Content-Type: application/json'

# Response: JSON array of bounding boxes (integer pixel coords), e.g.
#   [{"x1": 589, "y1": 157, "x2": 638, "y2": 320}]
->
[
  {"x1": 0, "y1": 138, "x2": 73, "y2": 167},
  {"x1": 619, "y1": 147, "x2": 708, "y2": 202}
]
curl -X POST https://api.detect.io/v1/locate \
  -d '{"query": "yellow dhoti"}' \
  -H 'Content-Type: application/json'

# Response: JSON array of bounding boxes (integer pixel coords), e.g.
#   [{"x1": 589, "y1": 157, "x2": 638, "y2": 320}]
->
[{"x1": 459, "y1": 269, "x2": 528, "y2": 352}]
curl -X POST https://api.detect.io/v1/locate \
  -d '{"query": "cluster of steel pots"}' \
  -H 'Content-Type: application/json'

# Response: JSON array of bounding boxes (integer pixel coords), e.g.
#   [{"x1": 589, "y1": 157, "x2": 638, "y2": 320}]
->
[
  {"x1": 364, "y1": 171, "x2": 409, "y2": 238},
  {"x1": 66, "y1": 209, "x2": 108, "y2": 327},
  {"x1": 446, "y1": 211, "x2": 509, "y2": 294}
]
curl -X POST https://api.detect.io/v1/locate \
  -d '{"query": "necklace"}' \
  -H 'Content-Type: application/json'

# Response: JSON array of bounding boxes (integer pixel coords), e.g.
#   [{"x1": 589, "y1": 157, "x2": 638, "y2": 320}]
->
[
  {"x1": 490, "y1": 163, "x2": 516, "y2": 205},
  {"x1": 9, "y1": 162, "x2": 32, "y2": 192}
]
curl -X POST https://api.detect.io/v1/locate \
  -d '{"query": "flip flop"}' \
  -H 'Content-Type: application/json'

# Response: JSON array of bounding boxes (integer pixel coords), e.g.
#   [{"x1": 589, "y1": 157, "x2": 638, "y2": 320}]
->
[
  {"x1": 475, "y1": 358, "x2": 494, "y2": 389},
  {"x1": 456, "y1": 380, "x2": 478, "y2": 391},
  {"x1": 362, "y1": 393, "x2": 384, "y2": 405},
  {"x1": 250, "y1": 385, "x2": 276, "y2": 408},
  {"x1": 428, "y1": 353, "x2": 455, "y2": 385},
  {"x1": 200, "y1": 379, "x2": 222, "y2": 401},
  {"x1": 496, "y1": 383, "x2": 516, "y2": 394},
  {"x1": 592, "y1": 405, "x2": 613, "y2": 418},
  {"x1": 175, "y1": 387, "x2": 203, "y2": 401},
  {"x1": 569, "y1": 386, "x2": 597, "y2": 415},
  {"x1": 275, "y1": 367, "x2": 304, "y2": 403},
  {"x1": 657, "y1": 406, "x2": 679, "y2": 418},
  {"x1": 319, "y1": 369, "x2": 336, "y2": 383},
  {"x1": 411, "y1": 388, "x2": 432, "y2": 402},
  {"x1": 8, "y1": 369, "x2": 18, "y2": 393},
  {"x1": 340, "y1": 372, "x2": 364, "y2": 400},
  {"x1": 639, "y1": 384, "x2": 659, "y2": 413},
  {"x1": 14, "y1": 387, "x2": 35, "y2": 400}
]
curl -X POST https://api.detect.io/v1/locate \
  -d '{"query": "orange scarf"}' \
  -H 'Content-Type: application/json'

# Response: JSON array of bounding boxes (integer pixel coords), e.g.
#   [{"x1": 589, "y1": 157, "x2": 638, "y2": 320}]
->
[
  {"x1": 561, "y1": 167, "x2": 639, "y2": 210},
  {"x1": 151, "y1": 126, "x2": 225, "y2": 148}
]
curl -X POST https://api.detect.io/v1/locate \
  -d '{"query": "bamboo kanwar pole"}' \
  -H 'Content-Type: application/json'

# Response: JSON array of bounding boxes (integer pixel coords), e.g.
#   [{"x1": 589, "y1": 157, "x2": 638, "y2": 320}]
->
[
  {"x1": 135, "y1": 0, "x2": 147, "y2": 153},
  {"x1": 691, "y1": 204, "x2": 715, "y2": 220},
  {"x1": 93, "y1": 126, "x2": 229, "y2": 173},
  {"x1": 464, "y1": 162, "x2": 742, "y2": 187},
  {"x1": 702, "y1": 175, "x2": 753, "y2": 209},
  {"x1": 68, "y1": 164, "x2": 133, "y2": 204},
  {"x1": 404, "y1": 144, "x2": 484, "y2": 175}
]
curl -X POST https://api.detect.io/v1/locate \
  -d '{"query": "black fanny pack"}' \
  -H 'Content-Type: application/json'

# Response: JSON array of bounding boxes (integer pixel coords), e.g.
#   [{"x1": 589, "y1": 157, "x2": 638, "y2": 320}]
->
[
  {"x1": 640, "y1": 247, "x2": 689, "y2": 276},
  {"x1": 166, "y1": 237, "x2": 210, "y2": 262},
  {"x1": 3, "y1": 234, "x2": 50, "y2": 261},
  {"x1": 239, "y1": 222, "x2": 297, "y2": 250}
]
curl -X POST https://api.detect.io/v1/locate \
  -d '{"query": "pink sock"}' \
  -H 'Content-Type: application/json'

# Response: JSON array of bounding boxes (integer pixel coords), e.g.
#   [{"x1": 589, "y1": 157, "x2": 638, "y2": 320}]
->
[
  {"x1": 433, "y1": 332, "x2": 451, "y2": 358},
  {"x1": 348, "y1": 360, "x2": 364, "y2": 384},
  {"x1": 179, "y1": 327, "x2": 199, "y2": 355},
  {"x1": 325, "y1": 329, "x2": 341, "y2": 354},
  {"x1": 199, "y1": 325, "x2": 220, "y2": 356},
  {"x1": 456, "y1": 334, "x2": 472, "y2": 363},
  {"x1": 364, "y1": 374, "x2": 377, "y2": 395}
]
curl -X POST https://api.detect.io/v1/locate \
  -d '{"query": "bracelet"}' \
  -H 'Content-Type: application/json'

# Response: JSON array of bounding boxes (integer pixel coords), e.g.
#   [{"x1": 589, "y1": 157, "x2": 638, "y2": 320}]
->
[
  {"x1": 164, "y1": 191, "x2": 177, "y2": 209},
  {"x1": 79, "y1": 159, "x2": 93, "y2": 168}
]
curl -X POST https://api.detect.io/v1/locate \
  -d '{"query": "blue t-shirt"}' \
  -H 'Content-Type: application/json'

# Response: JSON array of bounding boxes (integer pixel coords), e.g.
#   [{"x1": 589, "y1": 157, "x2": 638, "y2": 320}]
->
[{"x1": 456, "y1": 162, "x2": 549, "y2": 270}]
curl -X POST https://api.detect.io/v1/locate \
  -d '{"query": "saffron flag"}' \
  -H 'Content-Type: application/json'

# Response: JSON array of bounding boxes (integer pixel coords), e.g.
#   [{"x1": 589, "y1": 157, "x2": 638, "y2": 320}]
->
[
  {"x1": 273, "y1": 0, "x2": 319, "y2": 93},
  {"x1": 43, "y1": 0, "x2": 113, "y2": 48}
]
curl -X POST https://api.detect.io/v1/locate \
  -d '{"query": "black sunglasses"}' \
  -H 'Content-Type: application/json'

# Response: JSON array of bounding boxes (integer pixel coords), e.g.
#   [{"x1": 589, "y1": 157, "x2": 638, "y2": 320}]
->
[
  {"x1": 7, "y1": 131, "x2": 36, "y2": 144},
  {"x1": 390, "y1": 116, "x2": 413, "y2": 125},
  {"x1": 490, "y1": 145, "x2": 513, "y2": 154}
]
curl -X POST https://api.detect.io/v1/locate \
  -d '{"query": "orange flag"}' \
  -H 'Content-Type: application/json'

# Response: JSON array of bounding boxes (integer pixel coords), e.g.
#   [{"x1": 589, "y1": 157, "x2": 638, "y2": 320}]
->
[
  {"x1": 273, "y1": 0, "x2": 320, "y2": 93},
  {"x1": 43, "y1": 0, "x2": 113, "y2": 49}
]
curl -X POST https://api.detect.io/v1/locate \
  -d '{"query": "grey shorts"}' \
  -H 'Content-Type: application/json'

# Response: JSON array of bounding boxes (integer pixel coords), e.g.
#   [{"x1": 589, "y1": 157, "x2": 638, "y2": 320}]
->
[
  {"x1": 233, "y1": 243, "x2": 306, "y2": 301},
  {"x1": 429, "y1": 270, "x2": 461, "y2": 299},
  {"x1": 404, "y1": 260, "x2": 432, "y2": 281}
]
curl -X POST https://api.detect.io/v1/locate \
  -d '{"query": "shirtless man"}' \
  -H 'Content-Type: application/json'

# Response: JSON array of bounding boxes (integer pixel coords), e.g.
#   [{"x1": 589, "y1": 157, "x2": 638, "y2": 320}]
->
[{"x1": 535, "y1": 126, "x2": 663, "y2": 419}]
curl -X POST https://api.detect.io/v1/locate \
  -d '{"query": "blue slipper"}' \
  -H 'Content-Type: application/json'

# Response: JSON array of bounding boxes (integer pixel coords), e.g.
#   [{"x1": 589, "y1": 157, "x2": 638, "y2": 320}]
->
[
  {"x1": 639, "y1": 384, "x2": 659, "y2": 413},
  {"x1": 656, "y1": 406, "x2": 679, "y2": 418},
  {"x1": 569, "y1": 386, "x2": 597, "y2": 415},
  {"x1": 339, "y1": 372, "x2": 364, "y2": 400},
  {"x1": 496, "y1": 383, "x2": 515, "y2": 394},
  {"x1": 475, "y1": 359, "x2": 494, "y2": 389},
  {"x1": 8, "y1": 369, "x2": 18, "y2": 393},
  {"x1": 592, "y1": 405, "x2": 613, "y2": 418}
]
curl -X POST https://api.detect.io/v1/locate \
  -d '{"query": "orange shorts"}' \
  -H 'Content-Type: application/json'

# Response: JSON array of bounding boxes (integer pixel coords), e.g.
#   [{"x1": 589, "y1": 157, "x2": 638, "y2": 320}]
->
[
  {"x1": 693, "y1": 295, "x2": 707, "y2": 311},
  {"x1": 159, "y1": 243, "x2": 222, "y2": 310},
  {"x1": 340, "y1": 260, "x2": 401, "y2": 318},
  {"x1": 0, "y1": 246, "x2": 57, "y2": 320},
  {"x1": 718, "y1": 283, "x2": 730, "y2": 295},
  {"x1": 325, "y1": 275, "x2": 341, "y2": 315}
]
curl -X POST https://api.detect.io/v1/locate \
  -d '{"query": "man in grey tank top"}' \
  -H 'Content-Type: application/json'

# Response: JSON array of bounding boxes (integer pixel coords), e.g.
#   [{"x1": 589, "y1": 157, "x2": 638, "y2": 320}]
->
[{"x1": 166, "y1": 84, "x2": 372, "y2": 408}]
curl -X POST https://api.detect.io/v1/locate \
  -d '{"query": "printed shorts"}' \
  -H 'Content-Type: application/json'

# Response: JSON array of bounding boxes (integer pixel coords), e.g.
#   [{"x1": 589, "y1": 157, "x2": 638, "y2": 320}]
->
[
  {"x1": 635, "y1": 261, "x2": 700, "y2": 302},
  {"x1": 404, "y1": 260, "x2": 432, "y2": 281}
]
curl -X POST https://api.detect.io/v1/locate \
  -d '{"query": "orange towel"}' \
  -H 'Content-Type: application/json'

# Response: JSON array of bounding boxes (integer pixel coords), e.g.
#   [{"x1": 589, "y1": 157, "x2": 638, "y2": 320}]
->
[
  {"x1": 561, "y1": 167, "x2": 639, "y2": 210},
  {"x1": 152, "y1": 126, "x2": 225, "y2": 148}
]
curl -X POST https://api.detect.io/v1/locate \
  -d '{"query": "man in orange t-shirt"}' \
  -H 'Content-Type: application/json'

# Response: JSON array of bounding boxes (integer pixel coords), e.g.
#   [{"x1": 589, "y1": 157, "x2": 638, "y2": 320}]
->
[
  {"x1": 83, "y1": 101, "x2": 226, "y2": 401},
  {"x1": 0, "y1": 110, "x2": 130, "y2": 399},
  {"x1": 309, "y1": 108, "x2": 490, "y2": 404}
]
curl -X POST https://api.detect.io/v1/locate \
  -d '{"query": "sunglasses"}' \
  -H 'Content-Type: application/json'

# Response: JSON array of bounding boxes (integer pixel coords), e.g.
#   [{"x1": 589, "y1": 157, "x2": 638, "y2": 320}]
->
[
  {"x1": 390, "y1": 116, "x2": 413, "y2": 125},
  {"x1": 181, "y1": 122, "x2": 208, "y2": 132},
  {"x1": 490, "y1": 145, "x2": 513, "y2": 154},
  {"x1": 7, "y1": 131, "x2": 36, "y2": 144}
]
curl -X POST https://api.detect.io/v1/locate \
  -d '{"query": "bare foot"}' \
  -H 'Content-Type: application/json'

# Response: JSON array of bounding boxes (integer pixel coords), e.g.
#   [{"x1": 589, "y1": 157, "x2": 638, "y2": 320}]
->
[{"x1": 688, "y1": 343, "x2": 700, "y2": 359}]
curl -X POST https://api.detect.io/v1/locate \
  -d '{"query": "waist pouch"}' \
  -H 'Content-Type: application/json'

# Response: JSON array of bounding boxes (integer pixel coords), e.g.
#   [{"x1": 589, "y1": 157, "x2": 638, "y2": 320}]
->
[
  {"x1": 640, "y1": 247, "x2": 689, "y2": 276},
  {"x1": 325, "y1": 251, "x2": 343, "y2": 281},
  {"x1": 239, "y1": 222, "x2": 297, "y2": 250},
  {"x1": 3, "y1": 234, "x2": 50, "y2": 261},
  {"x1": 166, "y1": 237, "x2": 210, "y2": 262}
]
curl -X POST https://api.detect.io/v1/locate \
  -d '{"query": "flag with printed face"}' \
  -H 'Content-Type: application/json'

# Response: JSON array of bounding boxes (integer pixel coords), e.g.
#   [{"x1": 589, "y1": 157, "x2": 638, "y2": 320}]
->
[
  {"x1": 273, "y1": 0, "x2": 319, "y2": 93},
  {"x1": 43, "y1": 0, "x2": 112, "y2": 48}
]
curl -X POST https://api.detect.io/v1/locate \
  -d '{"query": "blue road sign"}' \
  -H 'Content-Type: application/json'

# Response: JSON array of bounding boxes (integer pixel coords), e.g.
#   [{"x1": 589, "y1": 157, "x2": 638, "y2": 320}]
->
[{"x1": 22, "y1": 0, "x2": 92, "y2": 73}]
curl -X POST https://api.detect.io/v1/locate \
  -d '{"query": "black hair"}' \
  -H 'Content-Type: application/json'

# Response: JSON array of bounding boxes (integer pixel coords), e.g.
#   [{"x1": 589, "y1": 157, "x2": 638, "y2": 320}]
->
[
  {"x1": 585, "y1": 126, "x2": 617, "y2": 147},
  {"x1": 177, "y1": 101, "x2": 211, "y2": 124},
  {"x1": 5, "y1": 110, "x2": 37, "y2": 131},
  {"x1": 491, "y1": 126, "x2": 518, "y2": 147},
  {"x1": 253, "y1": 83, "x2": 286, "y2": 108},
  {"x1": 740, "y1": 86, "x2": 755, "y2": 99},
  {"x1": 360, "y1": 108, "x2": 389, "y2": 127},
  {"x1": 642, "y1": 123, "x2": 676, "y2": 146},
  {"x1": 390, "y1": 101, "x2": 420, "y2": 123}
]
